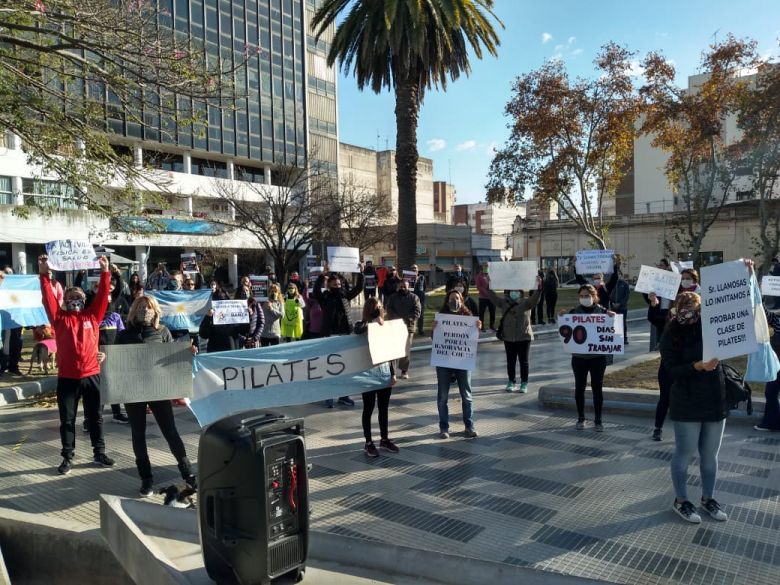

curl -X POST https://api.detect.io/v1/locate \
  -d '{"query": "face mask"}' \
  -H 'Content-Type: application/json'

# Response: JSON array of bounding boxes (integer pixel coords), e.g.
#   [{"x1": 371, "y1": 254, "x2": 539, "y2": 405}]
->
[
  {"x1": 399, "y1": 288, "x2": 409, "y2": 295},
  {"x1": 329, "y1": 287, "x2": 343, "y2": 296},
  {"x1": 65, "y1": 299, "x2": 84, "y2": 312},
  {"x1": 211, "y1": 285, "x2": 217, "y2": 292},
  {"x1": 287, "y1": 289, "x2": 296, "y2": 298},
  {"x1": 448, "y1": 299, "x2": 462, "y2": 312},
  {"x1": 143, "y1": 309, "x2": 155, "y2": 324},
  {"x1": 593, "y1": 279, "x2": 603, "y2": 287},
  {"x1": 509, "y1": 291, "x2": 520, "y2": 301},
  {"x1": 455, "y1": 286, "x2": 465, "y2": 294},
  {"x1": 681, "y1": 279, "x2": 694, "y2": 288},
  {"x1": 579, "y1": 296, "x2": 594, "y2": 308},
  {"x1": 676, "y1": 308, "x2": 699, "y2": 324},
  {"x1": 371, "y1": 309, "x2": 381, "y2": 319}
]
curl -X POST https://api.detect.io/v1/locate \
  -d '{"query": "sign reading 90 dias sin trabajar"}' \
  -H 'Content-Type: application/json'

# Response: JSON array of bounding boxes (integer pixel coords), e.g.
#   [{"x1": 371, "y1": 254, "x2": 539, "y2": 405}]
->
[{"x1": 557, "y1": 313, "x2": 624, "y2": 355}]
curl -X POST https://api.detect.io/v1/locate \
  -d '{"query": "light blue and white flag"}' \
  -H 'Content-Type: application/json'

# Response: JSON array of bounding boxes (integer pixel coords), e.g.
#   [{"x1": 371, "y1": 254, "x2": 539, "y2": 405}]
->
[
  {"x1": 191, "y1": 334, "x2": 391, "y2": 426},
  {"x1": 147, "y1": 289, "x2": 212, "y2": 333},
  {"x1": 0, "y1": 275, "x2": 49, "y2": 329}
]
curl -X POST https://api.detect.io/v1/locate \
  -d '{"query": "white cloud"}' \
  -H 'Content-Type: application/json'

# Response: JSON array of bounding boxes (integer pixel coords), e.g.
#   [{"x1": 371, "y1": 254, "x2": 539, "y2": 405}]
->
[
  {"x1": 542, "y1": 32, "x2": 553, "y2": 44},
  {"x1": 627, "y1": 60, "x2": 645, "y2": 78},
  {"x1": 568, "y1": 36, "x2": 576, "y2": 45},
  {"x1": 456, "y1": 140, "x2": 477, "y2": 151},
  {"x1": 426, "y1": 138, "x2": 446, "y2": 152},
  {"x1": 486, "y1": 141, "x2": 499, "y2": 155},
  {"x1": 571, "y1": 48, "x2": 584, "y2": 56}
]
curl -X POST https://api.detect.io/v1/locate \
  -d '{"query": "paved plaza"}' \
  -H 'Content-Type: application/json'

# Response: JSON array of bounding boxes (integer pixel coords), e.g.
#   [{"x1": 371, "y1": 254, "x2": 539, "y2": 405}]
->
[{"x1": 0, "y1": 328, "x2": 778, "y2": 585}]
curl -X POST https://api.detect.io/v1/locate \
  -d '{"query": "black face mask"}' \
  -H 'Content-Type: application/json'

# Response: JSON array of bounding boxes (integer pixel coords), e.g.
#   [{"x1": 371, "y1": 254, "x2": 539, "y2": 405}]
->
[
  {"x1": 399, "y1": 288, "x2": 409, "y2": 295},
  {"x1": 329, "y1": 287, "x2": 343, "y2": 296},
  {"x1": 371, "y1": 309, "x2": 381, "y2": 319}
]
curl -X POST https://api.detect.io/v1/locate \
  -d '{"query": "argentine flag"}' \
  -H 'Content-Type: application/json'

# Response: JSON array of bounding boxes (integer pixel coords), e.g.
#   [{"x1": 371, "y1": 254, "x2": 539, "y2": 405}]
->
[
  {"x1": 0, "y1": 275, "x2": 49, "y2": 329},
  {"x1": 148, "y1": 289, "x2": 212, "y2": 333}
]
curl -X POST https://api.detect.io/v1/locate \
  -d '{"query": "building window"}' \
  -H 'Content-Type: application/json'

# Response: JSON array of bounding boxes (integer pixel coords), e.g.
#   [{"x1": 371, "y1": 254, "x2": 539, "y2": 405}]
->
[
  {"x1": 143, "y1": 150, "x2": 184, "y2": 172},
  {"x1": 736, "y1": 190, "x2": 755, "y2": 201},
  {"x1": 234, "y1": 164, "x2": 265, "y2": 184},
  {"x1": 695, "y1": 251, "x2": 723, "y2": 267},
  {"x1": 22, "y1": 179, "x2": 80, "y2": 209},
  {"x1": 0, "y1": 176, "x2": 13, "y2": 205},
  {"x1": 191, "y1": 157, "x2": 228, "y2": 178}
]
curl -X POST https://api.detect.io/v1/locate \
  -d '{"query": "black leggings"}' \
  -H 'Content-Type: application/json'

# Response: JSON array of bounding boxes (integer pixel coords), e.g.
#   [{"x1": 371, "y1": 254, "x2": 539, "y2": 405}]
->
[
  {"x1": 478, "y1": 298, "x2": 496, "y2": 329},
  {"x1": 545, "y1": 295, "x2": 558, "y2": 322},
  {"x1": 125, "y1": 400, "x2": 188, "y2": 480},
  {"x1": 655, "y1": 361, "x2": 673, "y2": 429},
  {"x1": 361, "y1": 387, "x2": 392, "y2": 442},
  {"x1": 571, "y1": 356, "x2": 607, "y2": 423},
  {"x1": 504, "y1": 340, "x2": 531, "y2": 383}
]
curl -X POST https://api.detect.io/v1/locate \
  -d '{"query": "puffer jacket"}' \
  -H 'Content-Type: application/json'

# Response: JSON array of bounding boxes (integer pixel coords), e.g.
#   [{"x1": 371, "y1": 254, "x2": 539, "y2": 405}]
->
[
  {"x1": 660, "y1": 320, "x2": 727, "y2": 423},
  {"x1": 488, "y1": 289, "x2": 541, "y2": 342}
]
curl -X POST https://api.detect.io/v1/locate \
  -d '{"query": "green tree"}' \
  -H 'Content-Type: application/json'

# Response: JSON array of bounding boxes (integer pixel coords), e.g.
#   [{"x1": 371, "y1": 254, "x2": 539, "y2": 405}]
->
[{"x1": 312, "y1": 0, "x2": 502, "y2": 269}]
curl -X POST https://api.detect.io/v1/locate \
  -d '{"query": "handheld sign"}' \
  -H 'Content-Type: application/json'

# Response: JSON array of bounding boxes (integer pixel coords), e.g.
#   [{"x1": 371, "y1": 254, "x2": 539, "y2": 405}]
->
[
  {"x1": 402, "y1": 270, "x2": 417, "y2": 284},
  {"x1": 487, "y1": 261, "x2": 538, "y2": 291},
  {"x1": 101, "y1": 344, "x2": 192, "y2": 404},
  {"x1": 45, "y1": 240, "x2": 100, "y2": 271},
  {"x1": 575, "y1": 249, "x2": 614, "y2": 275},
  {"x1": 249, "y1": 275, "x2": 269, "y2": 301},
  {"x1": 558, "y1": 314, "x2": 624, "y2": 355},
  {"x1": 306, "y1": 268, "x2": 322, "y2": 294},
  {"x1": 760, "y1": 276, "x2": 780, "y2": 297},
  {"x1": 367, "y1": 319, "x2": 409, "y2": 365},
  {"x1": 364, "y1": 274, "x2": 377, "y2": 291},
  {"x1": 634, "y1": 265, "x2": 682, "y2": 301},
  {"x1": 671, "y1": 260, "x2": 694, "y2": 273},
  {"x1": 327, "y1": 246, "x2": 361, "y2": 273},
  {"x1": 181, "y1": 252, "x2": 199, "y2": 275},
  {"x1": 430, "y1": 314, "x2": 480, "y2": 371},
  {"x1": 701, "y1": 260, "x2": 757, "y2": 361},
  {"x1": 212, "y1": 299, "x2": 250, "y2": 325}
]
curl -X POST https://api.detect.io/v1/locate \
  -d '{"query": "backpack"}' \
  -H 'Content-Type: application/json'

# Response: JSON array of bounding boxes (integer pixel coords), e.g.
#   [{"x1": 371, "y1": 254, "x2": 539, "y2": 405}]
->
[{"x1": 721, "y1": 363, "x2": 753, "y2": 415}]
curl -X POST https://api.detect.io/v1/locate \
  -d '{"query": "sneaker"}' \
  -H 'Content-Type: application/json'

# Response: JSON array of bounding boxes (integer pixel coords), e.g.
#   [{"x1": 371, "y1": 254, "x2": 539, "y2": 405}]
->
[
  {"x1": 379, "y1": 439, "x2": 400, "y2": 453},
  {"x1": 177, "y1": 457, "x2": 194, "y2": 483},
  {"x1": 673, "y1": 500, "x2": 702, "y2": 524},
  {"x1": 438, "y1": 431, "x2": 450, "y2": 439},
  {"x1": 701, "y1": 498, "x2": 728, "y2": 521},
  {"x1": 112, "y1": 413, "x2": 130, "y2": 424},
  {"x1": 338, "y1": 396, "x2": 355, "y2": 407},
  {"x1": 93, "y1": 453, "x2": 115, "y2": 467},
  {"x1": 57, "y1": 458, "x2": 72, "y2": 475},
  {"x1": 139, "y1": 478, "x2": 154, "y2": 498},
  {"x1": 505, "y1": 381, "x2": 515, "y2": 392},
  {"x1": 184, "y1": 475, "x2": 198, "y2": 490},
  {"x1": 594, "y1": 422, "x2": 604, "y2": 432},
  {"x1": 652, "y1": 428, "x2": 662, "y2": 441},
  {"x1": 518, "y1": 382, "x2": 528, "y2": 394},
  {"x1": 464, "y1": 428, "x2": 478, "y2": 438},
  {"x1": 171, "y1": 399, "x2": 188, "y2": 407},
  {"x1": 576, "y1": 419, "x2": 586, "y2": 431},
  {"x1": 400, "y1": 371, "x2": 410, "y2": 380},
  {"x1": 82, "y1": 420, "x2": 89, "y2": 433},
  {"x1": 325, "y1": 399, "x2": 334, "y2": 408},
  {"x1": 364, "y1": 442, "x2": 379, "y2": 458}
]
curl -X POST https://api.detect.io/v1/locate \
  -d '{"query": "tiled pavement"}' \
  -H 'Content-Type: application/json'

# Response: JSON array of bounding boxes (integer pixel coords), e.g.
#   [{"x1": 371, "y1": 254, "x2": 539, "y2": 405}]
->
[{"x1": 1, "y1": 328, "x2": 778, "y2": 585}]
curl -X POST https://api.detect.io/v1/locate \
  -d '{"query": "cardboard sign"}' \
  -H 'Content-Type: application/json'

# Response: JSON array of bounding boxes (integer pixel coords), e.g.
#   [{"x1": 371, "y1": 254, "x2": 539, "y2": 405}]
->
[
  {"x1": 430, "y1": 314, "x2": 480, "y2": 371},
  {"x1": 760, "y1": 276, "x2": 780, "y2": 297},
  {"x1": 181, "y1": 252, "x2": 199, "y2": 274},
  {"x1": 306, "y1": 255, "x2": 318, "y2": 268},
  {"x1": 701, "y1": 261, "x2": 757, "y2": 361},
  {"x1": 557, "y1": 314, "x2": 625, "y2": 355},
  {"x1": 307, "y1": 267, "x2": 323, "y2": 294},
  {"x1": 45, "y1": 240, "x2": 100, "y2": 271},
  {"x1": 487, "y1": 261, "x2": 538, "y2": 291},
  {"x1": 327, "y1": 246, "x2": 361, "y2": 273},
  {"x1": 101, "y1": 343, "x2": 192, "y2": 403},
  {"x1": 575, "y1": 249, "x2": 614, "y2": 275},
  {"x1": 367, "y1": 319, "x2": 409, "y2": 365},
  {"x1": 402, "y1": 270, "x2": 417, "y2": 284},
  {"x1": 212, "y1": 299, "x2": 250, "y2": 325},
  {"x1": 364, "y1": 274, "x2": 377, "y2": 290},
  {"x1": 634, "y1": 265, "x2": 682, "y2": 300},
  {"x1": 249, "y1": 275, "x2": 268, "y2": 301},
  {"x1": 671, "y1": 260, "x2": 694, "y2": 273}
]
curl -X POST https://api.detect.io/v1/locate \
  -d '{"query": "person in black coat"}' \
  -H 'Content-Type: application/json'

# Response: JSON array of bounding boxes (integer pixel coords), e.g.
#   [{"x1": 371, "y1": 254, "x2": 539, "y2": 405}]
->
[
  {"x1": 660, "y1": 291, "x2": 729, "y2": 524},
  {"x1": 574, "y1": 258, "x2": 619, "y2": 310},
  {"x1": 199, "y1": 288, "x2": 249, "y2": 352}
]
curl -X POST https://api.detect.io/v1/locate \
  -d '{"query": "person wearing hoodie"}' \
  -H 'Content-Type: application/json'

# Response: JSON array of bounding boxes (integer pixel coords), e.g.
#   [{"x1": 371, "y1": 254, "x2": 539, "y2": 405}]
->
[{"x1": 116, "y1": 295, "x2": 197, "y2": 497}]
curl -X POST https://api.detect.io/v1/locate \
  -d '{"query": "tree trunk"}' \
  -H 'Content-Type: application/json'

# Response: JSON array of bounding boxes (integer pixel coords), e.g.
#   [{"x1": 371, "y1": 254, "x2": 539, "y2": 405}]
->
[{"x1": 394, "y1": 75, "x2": 420, "y2": 271}]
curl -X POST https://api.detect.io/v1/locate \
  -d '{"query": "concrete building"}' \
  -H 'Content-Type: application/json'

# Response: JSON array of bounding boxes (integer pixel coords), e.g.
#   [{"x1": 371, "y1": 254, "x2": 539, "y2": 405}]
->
[
  {"x1": 432, "y1": 181, "x2": 457, "y2": 223},
  {"x1": 1, "y1": 1, "x2": 336, "y2": 285},
  {"x1": 451, "y1": 202, "x2": 523, "y2": 266}
]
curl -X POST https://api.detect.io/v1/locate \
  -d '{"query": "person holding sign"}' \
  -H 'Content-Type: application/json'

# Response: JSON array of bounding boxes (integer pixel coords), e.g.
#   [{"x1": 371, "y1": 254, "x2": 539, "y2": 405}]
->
[
  {"x1": 280, "y1": 284, "x2": 305, "y2": 342},
  {"x1": 363, "y1": 260, "x2": 378, "y2": 301},
  {"x1": 565, "y1": 285, "x2": 615, "y2": 432},
  {"x1": 659, "y1": 291, "x2": 729, "y2": 524},
  {"x1": 432, "y1": 290, "x2": 482, "y2": 439},
  {"x1": 487, "y1": 280, "x2": 541, "y2": 393},
  {"x1": 116, "y1": 296, "x2": 197, "y2": 497},
  {"x1": 199, "y1": 289, "x2": 249, "y2": 352},
  {"x1": 574, "y1": 256, "x2": 620, "y2": 310},
  {"x1": 386, "y1": 279, "x2": 421, "y2": 379},
  {"x1": 38, "y1": 254, "x2": 116, "y2": 475}
]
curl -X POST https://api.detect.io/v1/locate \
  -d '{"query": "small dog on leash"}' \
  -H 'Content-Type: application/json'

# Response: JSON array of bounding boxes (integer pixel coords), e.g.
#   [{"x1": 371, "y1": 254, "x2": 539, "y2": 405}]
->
[
  {"x1": 28, "y1": 342, "x2": 56, "y2": 375},
  {"x1": 159, "y1": 485, "x2": 197, "y2": 509}
]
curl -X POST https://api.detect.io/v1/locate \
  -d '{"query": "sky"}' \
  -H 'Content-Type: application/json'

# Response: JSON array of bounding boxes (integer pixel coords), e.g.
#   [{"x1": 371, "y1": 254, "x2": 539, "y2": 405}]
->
[{"x1": 335, "y1": 0, "x2": 780, "y2": 205}]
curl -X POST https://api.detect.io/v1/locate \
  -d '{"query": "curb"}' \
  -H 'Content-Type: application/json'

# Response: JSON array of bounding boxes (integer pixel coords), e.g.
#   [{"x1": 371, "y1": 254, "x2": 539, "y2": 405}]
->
[{"x1": 0, "y1": 377, "x2": 57, "y2": 406}]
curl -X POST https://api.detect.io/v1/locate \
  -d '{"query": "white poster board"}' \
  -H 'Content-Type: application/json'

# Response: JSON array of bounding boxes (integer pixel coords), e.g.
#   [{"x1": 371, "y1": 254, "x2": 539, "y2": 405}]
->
[
  {"x1": 45, "y1": 240, "x2": 100, "y2": 271},
  {"x1": 327, "y1": 246, "x2": 361, "y2": 273},
  {"x1": 575, "y1": 249, "x2": 614, "y2": 275},
  {"x1": 367, "y1": 319, "x2": 409, "y2": 365},
  {"x1": 181, "y1": 252, "x2": 199, "y2": 274},
  {"x1": 212, "y1": 299, "x2": 250, "y2": 325},
  {"x1": 760, "y1": 276, "x2": 780, "y2": 297},
  {"x1": 402, "y1": 270, "x2": 417, "y2": 284},
  {"x1": 487, "y1": 261, "x2": 538, "y2": 290},
  {"x1": 306, "y1": 268, "x2": 322, "y2": 294},
  {"x1": 249, "y1": 275, "x2": 268, "y2": 301},
  {"x1": 557, "y1": 314, "x2": 625, "y2": 355},
  {"x1": 101, "y1": 343, "x2": 192, "y2": 403},
  {"x1": 701, "y1": 261, "x2": 757, "y2": 361},
  {"x1": 671, "y1": 260, "x2": 694, "y2": 273},
  {"x1": 430, "y1": 314, "x2": 480, "y2": 371},
  {"x1": 634, "y1": 265, "x2": 682, "y2": 300}
]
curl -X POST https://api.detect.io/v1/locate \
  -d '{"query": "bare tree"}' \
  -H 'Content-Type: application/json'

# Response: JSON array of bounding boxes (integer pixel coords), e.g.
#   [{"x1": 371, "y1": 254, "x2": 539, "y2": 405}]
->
[{"x1": 327, "y1": 179, "x2": 396, "y2": 253}]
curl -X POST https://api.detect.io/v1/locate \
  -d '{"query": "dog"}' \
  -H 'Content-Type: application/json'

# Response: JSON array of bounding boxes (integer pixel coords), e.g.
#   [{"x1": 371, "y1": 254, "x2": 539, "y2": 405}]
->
[
  {"x1": 28, "y1": 341, "x2": 56, "y2": 375},
  {"x1": 158, "y1": 485, "x2": 197, "y2": 509}
]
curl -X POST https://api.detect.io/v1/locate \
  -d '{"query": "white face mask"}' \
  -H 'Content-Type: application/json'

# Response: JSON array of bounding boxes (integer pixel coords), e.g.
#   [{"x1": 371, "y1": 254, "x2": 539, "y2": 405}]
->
[
  {"x1": 579, "y1": 296, "x2": 594, "y2": 308},
  {"x1": 680, "y1": 279, "x2": 694, "y2": 288},
  {"x1": 593, "y1": 279, "x2": 603, "y2": 287},
  {"x1": 455, "y1": 286, "x2": 465, "y2": 294}
]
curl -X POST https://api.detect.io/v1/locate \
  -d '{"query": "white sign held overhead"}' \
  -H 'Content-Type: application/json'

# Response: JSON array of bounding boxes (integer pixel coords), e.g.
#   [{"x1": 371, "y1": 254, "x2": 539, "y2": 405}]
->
[
  {"x1": 430, "y1": 314, "x2": 480, "y2": 371},
  {"x1": 327, "y1": 246, "x2": 361, "y2": 273},
  {"x1": 671, "y1": 260, "x2": 694, "y2": 273},
  {"x1": 212, "y1": 299, "x2": 250, "y2": 325},
  {"x1": 367, "y1": 319, "x2": 409, "y2": 365},
  {"x1": 181, "y1": 252, "x2": 199, "y2": 274},
  {"x1": 634, "y1": 265, "x2": 683, "y2": 300},
  {"x1": 557, "y1": 314, "x2": 625, "y2": 355},
  {"x1": 701, "y1": 260, "x2": 757, "y2": 361},
  {"x1": 487, "y1": 261, "x2": 538, "y2": 291},
  {"x1": 760, "y1": 276, "x2": 780, "y2": 297},
  {"x1": 575, "y1": 249, "x2": 614, "y2": 275},
  {"x1": 44, "y1": 240, "x2": 100, "y2": 271}
]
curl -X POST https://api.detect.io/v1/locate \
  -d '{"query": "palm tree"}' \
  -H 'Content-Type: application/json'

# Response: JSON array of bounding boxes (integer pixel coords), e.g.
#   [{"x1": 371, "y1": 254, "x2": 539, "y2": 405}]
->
[{"x1": 312, "y1": 0, "x2": 502, "y2": 270}]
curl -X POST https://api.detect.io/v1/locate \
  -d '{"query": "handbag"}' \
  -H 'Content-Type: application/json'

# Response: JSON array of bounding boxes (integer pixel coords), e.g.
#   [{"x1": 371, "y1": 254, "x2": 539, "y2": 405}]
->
[
  {"x1": 496, "y1": 299, "x2": 519, "y2": 340},
  {"x1": 745, "y1": 274, "x2": 780, "y2": 382}
]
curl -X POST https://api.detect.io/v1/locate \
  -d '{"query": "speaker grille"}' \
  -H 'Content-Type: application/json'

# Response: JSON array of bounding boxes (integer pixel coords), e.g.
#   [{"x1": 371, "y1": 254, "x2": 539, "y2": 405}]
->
[{"x1": 267, "y1": 535, "x2": 303, "y2": 576}]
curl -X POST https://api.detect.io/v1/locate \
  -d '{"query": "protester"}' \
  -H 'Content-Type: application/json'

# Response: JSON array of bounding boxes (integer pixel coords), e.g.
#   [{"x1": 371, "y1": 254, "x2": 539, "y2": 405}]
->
[
  {"x1": 199, "y1": 288, "x2": 248, "y2": 352},
  {"x1": 287, "y1": 271, "x2": 305, "y2": 295},
  {"x1": 110, "y1": 264, "x2": 129, "y2": 298},
  {"x1": 127, "y1": 272, "x2": 143, "y2": 304},
  {"x1": 566, "y1": 284, "x2": 615, "y2": 432},
  {"x1": 532, "y1": 270, "x2": 546, "y2": 325},
  {"x1": 235, "y1": 275, "x2": 251, "y2": 300},
  {"x1": 183, "y1": 277, "x2": 197, "y2": 291},
  {"x1": 475, "y1": 266, "x2": 496, "y2": 332},
  {"x1": 644, "y1": 258, "x2": 673, "y2": 352},
  {"x1": 116, "y1": 295, "x2": 197, "y2": 497},
  {"x1": 240, "y1": 297, "x2": 265, "y2": 349},
  {"x1": 47, "y1": 270, "x2": 64, "y2": 306},
  {"x1": 660, "y1": 291, "x2": 729, "y2": 524},
  {"x1": 574, "y1": 258, "x2": 619, "y2": 310},
  {"x1": 386, "y1": 279, "x2": 421, "y2": 379},
  {"x1": 354, "y1": 298, "x2": 399, "y2": 457},
  {"x1": 0, "y1": 266, "x2": 23, "y2": 377},
  {"x1": 755, "y1": 306, "x2": 780, "y2": 432},
  {"x1": 410, "y1": 264, "x2": 426, "y2": 335},
  {"x1": 487, "y1": 280, "x2": 542, "y2": 393},
  {"x1": 609, "y1": 270, "x2": 631, "y2": 344},
  {"x1": 166, "y1": 270, "x2": 184, "y2": 291},
  {"x1": 446, "y1": 264, "x2": 467, "y2": 292},
  {"x1": 433, "y1": 290, "x2": 481, "y2": 439},
  {"x1": 679, "y1": 268, "x2": 701, "y2": 293},
  {"x1": 450, "y1": 277, "x2": 479, "y2": 316},
  {"x1": 39, "y1": 254, "x2": 115, "y2": 475},
  {"x1": 97, "y1": 293, "x2": 129, "y2": 425},
  {"x1": 363, "y1": 260, "x2": 378, "y2": 301},
  {"x1": 544, "y1": 268, "x2": 559, "y2": 323},
  {"x1": 260, "y1": 284, "x2": 283, "y2": 346},
  {"x1": 146, "y1": 263, "x2": 170, "y2": 291},
  {"x1": 281, "y1": 283, "x2": 305, "y2": 342},
  {"x1": 381, "y1": 266, "x2": 402, "y2": 306},
  {"x1": 303, "y1": 296, "x2": 324, "y2": 340}
]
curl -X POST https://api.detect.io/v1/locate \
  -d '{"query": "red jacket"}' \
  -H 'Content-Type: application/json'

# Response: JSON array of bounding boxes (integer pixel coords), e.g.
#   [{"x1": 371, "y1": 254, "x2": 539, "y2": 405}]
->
[{"x1": 40, "y1": 272, "x2": 110, "y2": 380}]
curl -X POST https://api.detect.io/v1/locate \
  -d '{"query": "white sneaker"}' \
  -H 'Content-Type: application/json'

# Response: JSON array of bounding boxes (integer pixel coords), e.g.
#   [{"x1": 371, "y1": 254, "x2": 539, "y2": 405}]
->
[
  {"x1": 701, "y1": 498, "x2": 728, "y2": 521},
  {"x1": 505, "y1": 381, "x2": 514, "y2": 392},
  {"x1": 400, "y1": 372, "x2": 410, "y2": 380},
  {"x1": 518, "y1": 382, "x2": 528, "y2": 394},
  {"x1": 673, "y1": 500, "x2": 702, "y2": 524}
]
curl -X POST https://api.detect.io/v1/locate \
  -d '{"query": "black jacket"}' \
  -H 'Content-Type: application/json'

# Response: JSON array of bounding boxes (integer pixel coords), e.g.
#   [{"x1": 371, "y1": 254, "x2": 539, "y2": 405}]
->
[
  {"x1": 567, "y1": 303, "x2": 609, "y2": 359},
  {"x1": 116, "y1": 324, "x2": 174, "y2": 345},
  {"x1": 574, "y1": 267, "x2": 619, "y2": 309},
  {"x1": 312, "y1": 273, "x2": 364, "y2": 336},
  {"x1": 198, "y1": 315, "x2": 247, "y2": 353},
  {"x1": 659, "y1": 321, "x2": 727, "y2": 423}
]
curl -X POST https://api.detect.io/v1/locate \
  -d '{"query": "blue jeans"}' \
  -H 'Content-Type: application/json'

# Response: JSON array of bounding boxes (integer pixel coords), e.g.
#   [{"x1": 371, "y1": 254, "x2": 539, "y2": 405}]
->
[
  {"x1": 760, "y1": 376, "x2": 780, "y2": 430},
  {"x1": 670, "y1": 419, "x2": 725, "y2": 501},
  {"x1": 436, "y1": 367, "x2": 474, "y2": 432}
]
